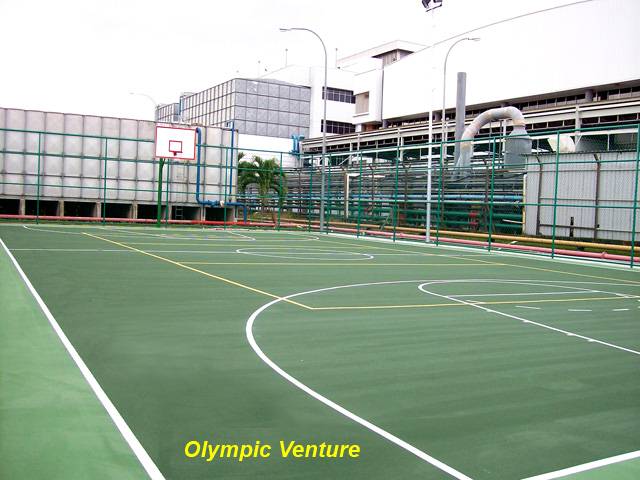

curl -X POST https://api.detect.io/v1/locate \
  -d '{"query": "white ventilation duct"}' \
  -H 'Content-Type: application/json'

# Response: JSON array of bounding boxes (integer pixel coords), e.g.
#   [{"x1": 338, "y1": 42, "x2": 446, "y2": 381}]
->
[{"x1": 455, "y1": 106, "x2": 531, "y2": 170}]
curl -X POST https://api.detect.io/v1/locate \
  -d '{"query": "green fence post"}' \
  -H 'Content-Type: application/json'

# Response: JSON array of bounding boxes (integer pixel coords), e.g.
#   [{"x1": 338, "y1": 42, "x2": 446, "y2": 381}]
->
[
  {"x1": 630, "y1": 124, "x2": 640, "y2": 268},
  {"x1": 326, "y1": 153, "x2": 332, "y2": 231},
  {"x1": 436, "y1": 141, "x2": 444, "y2": 246},
  {"x1": 488, "y1": 137, "x2": 497, "y2": 252},
  {"x1": 102, "y1": 139, "x2": 108, "y2": 224},
  {"x1": 223, "y1": 145, "x2": 228, "y2": 230},
  {"x1": 156, "y1": 158, "x2": 165, "y2": 227},
  {"x1": 35, "y1": 133, "x2": 42, "y2": 224},
  {"x1": 357, "y1": 152, "x2": 363, "y2": 237},
  {"x1": 308, "y1": 161, "x2": 314, "y2": 232},
  {"x1": 278, "y1": 151, "x2": 284, "y2": 230},
  {"x1": 393, "y1": 144, "x2": 400, "y2": 242},
  {"x1": 550, "y1": 131, "x2": 561, "y2": 258}
]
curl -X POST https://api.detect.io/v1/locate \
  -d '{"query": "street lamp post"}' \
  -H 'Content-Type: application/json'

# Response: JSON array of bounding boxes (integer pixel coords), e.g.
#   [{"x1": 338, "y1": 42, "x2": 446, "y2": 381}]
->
[
  {"x1": 441, "y1": 37, "x2": 480, "y2": 146},
  {"x1": 280, "y1": 27, "x2": 328, "y2": 233}
]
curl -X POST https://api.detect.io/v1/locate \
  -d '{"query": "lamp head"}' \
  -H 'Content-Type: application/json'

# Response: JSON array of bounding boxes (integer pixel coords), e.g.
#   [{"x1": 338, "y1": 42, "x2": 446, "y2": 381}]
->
[
  {"x1": 422, "y1": 0, "x2": 442, "y2": 11},
  {"x1": 279, "y1": 28, "x2": 291, "y2": 32}
]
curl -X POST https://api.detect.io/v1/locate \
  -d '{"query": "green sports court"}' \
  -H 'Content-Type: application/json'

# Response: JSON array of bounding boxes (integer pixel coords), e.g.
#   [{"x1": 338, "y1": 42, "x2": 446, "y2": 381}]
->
[{"x1": 1, "y1": 222, "x2": 639, "y2": 479}]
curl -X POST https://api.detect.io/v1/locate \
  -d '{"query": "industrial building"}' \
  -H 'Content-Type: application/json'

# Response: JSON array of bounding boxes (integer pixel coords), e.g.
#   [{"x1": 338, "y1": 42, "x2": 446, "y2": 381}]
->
[{"x1": 1, "y1": 0, "x2": 638, "y2": 241}]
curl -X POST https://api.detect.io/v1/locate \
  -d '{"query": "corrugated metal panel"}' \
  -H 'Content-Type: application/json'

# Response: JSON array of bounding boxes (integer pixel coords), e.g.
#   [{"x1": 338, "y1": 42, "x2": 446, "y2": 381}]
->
[{"x1": 525, "y1": 151, "x2": 639, "y2": 242}]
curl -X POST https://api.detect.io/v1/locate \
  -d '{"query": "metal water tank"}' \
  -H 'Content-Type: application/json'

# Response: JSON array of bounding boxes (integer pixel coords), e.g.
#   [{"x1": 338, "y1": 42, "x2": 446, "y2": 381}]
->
[
  {"x1": 82, "y1": 116, "x2": 102, "y2": 199},
  {"x1": 136, "y1": 122, "x2": 155, "y2": 202},
  {"x1": 5, "y1": 109, "x2": 27, "y2": 196},
  {"x1": 63, "y1": 114, "x2": 83, "y2": 198}
]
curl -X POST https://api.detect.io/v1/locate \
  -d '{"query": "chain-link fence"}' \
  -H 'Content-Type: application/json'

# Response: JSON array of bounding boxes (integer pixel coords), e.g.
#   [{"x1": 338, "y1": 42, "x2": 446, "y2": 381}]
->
[{"x1": 1, "y1": 123, "x2": 638, "y2": 266}]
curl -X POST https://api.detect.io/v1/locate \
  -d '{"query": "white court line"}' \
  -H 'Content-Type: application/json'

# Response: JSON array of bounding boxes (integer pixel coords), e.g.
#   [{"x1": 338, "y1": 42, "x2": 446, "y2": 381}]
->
[
  {"x1": 521, "y1": 449, "x2": 640, "y2": 480},
  {"x1": 0, "y1": 238, "x2": 164, "y2": 480},
  {"x1": 245, "y1": 277, "x2": 639, "y2": 479},
  {"x1": 452, "y1": 291, "x2": 597, "y2": 298},
  {"x1": 418, "y1": 281, "x2": 640, "y2": 356},
  {"x1": 516, "y1": 306, "x2": 541, "y2": 310},
  {"x1": 246, "y1": 286, "x2": 473, "y2": 480},
  {"x1": 568, "y1": 309, "x2": 592, "y2": 312},
  {"x1": 613, "y1": 308, "x2": 630, "y2": 312},
  {"x1": 236, "y1": 247, "x2": 374, "y2": 261}
]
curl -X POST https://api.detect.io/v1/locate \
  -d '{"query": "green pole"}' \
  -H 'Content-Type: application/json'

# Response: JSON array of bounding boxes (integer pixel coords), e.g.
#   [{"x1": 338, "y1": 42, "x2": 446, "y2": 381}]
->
[
  {"x1": 223, "y1": 145, "x2": 228, "y2": 230},
  {"x1": 488, "y1": 137, "x2": 496, "y2": 252},
  {"x1": 436, "y1": 141, "x2": 444, "y2": 246},
  {"x1": 35, "y1": 133, "x2": 42, "y2": 224},
  {"x1": 102, "y1": 139, "x2": 108, "y2": 225},
  {"x1": 393, "y1": 143, "x2": 400, "y2": 242},
  {"x1": 550, "y1": 131, "x2": 561, "y2": 258},
  {"x1": 164, "y1": 160, "x2": 170, "y2": 225},
  {"x1": 326, "y1": 153, "x2": 332, "y2": 231},
  {"x1": 223, "y1": 141, "x2": 230, "y2": 230},
  {"x1": 308, "y1": 161, "x2": 314, "y2": 232},
  {"x1": 630, "y1": 124, "x2": 640, "y2": 268},
  {"x1": 357, "y1": 152, "x2": 363, "y2": 238},
  {"x1": 156, "y1": 158, "x2": 165, "y2": 228}
]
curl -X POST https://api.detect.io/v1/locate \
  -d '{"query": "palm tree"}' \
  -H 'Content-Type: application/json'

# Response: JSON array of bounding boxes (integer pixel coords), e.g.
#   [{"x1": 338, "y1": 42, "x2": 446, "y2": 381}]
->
[{"x1": 237, "y1": 156, "x2": 287, "y2": 223}]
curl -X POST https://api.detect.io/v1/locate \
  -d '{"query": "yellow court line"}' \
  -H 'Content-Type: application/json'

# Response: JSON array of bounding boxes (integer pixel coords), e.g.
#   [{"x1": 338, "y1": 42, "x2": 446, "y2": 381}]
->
[
  {"x1": 83, "y1": 233, "x2": 312, "y2": 310},
  {"x1": 179, "y1": 262, "x2": 498, "y2": 267},
  {"x1": 310, "y1": 295, "x2": 638, "y2": 311}
]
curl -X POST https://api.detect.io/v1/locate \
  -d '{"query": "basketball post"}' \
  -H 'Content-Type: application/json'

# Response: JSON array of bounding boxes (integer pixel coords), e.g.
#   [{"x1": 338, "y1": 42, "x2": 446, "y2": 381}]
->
[
  {"x1": 154, "y1": 125, "x2": 197, "y2": 228},
  {"x1": 156, "y1": 158, "x2": 165, "y2": 228}
]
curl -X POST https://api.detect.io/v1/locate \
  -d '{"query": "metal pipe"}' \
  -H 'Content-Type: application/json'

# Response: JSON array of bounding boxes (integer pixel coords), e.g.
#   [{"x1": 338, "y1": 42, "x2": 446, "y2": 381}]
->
[
  {"x1": 442, "y1": 38, "x2": 479, "y2": 146},
  {"x1": 194, "y1": 127, "x2": 247, "y2": 221},
  {"x1": 456, "y1": 106, "x2": 529, "y2": 169},
  {"x1": 454, "y1": 72, "x2": 467, "y2": 162}
]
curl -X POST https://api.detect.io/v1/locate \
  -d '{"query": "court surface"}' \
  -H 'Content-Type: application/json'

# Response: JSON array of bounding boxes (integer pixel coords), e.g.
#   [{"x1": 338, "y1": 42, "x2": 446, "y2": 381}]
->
[{"x1": 1, "y1": 223, "x2": 639, "y2": 480}]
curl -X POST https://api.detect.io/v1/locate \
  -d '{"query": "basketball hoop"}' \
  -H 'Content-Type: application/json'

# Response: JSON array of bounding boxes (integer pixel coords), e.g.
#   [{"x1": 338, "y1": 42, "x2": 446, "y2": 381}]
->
[
  {"x1": 155, "y1": 126, "x2": 196, "y2": 161},
  {"x1": 168, "y1": 140, "x2": 183, "y2": 157}
]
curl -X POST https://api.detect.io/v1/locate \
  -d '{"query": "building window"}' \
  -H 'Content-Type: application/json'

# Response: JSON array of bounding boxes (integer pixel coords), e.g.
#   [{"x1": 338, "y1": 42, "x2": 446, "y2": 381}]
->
[
  {"x1": 355, "y1": 92, "x2": 370, "y2": 114},
  {"x1": 322, "y1": 87, "x2": 355, "y2": 104},
  {"x1": 321, "y1": 120, "x2": 356, "y2": 135}
]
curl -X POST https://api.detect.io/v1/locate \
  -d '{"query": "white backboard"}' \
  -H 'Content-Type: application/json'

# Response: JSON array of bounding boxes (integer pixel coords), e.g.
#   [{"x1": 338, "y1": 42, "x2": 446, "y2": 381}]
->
[{"x1": 155, "y1": 125, "x2": 197, "y2": 160}]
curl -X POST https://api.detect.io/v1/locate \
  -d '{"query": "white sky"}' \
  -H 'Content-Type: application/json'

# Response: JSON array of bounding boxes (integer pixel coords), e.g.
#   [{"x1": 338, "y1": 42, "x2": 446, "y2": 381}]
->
[{"x1": 0, "y1": 0, "x2": 591, "y2": 120}]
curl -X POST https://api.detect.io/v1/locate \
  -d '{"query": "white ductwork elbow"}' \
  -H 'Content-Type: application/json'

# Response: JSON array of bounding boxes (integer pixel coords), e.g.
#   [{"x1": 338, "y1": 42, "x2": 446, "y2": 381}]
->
[{"x1": 456, "y1": 107, "x2": 530, "y2": 170}]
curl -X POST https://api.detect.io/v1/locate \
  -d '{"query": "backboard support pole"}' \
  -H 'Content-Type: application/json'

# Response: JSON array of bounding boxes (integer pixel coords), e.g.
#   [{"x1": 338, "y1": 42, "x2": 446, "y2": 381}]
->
[{"x1": 156, "y1": 158, "x2": 165, "y2": 228}]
